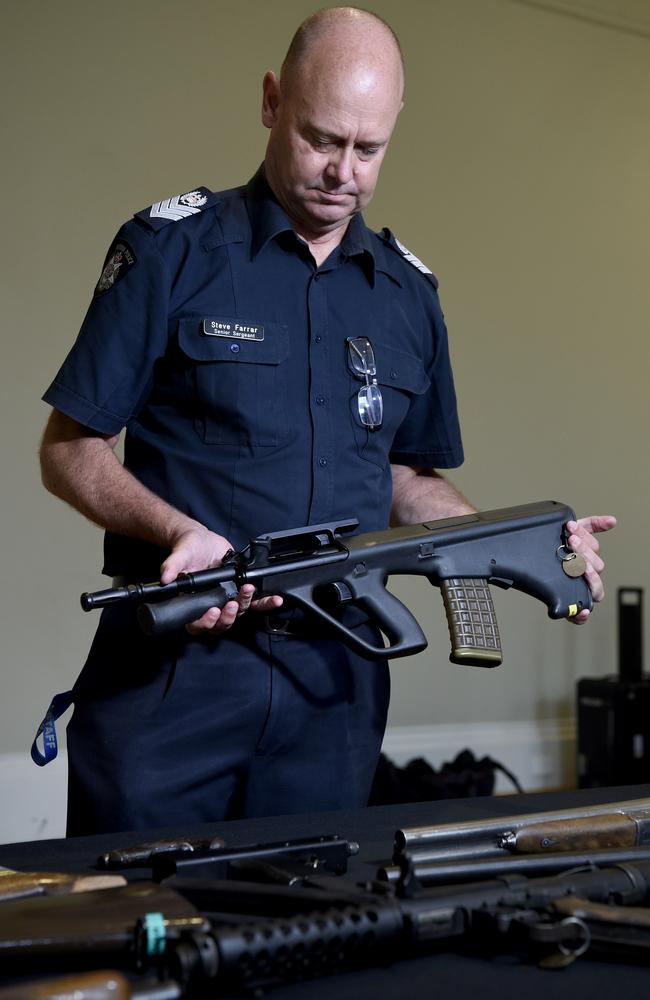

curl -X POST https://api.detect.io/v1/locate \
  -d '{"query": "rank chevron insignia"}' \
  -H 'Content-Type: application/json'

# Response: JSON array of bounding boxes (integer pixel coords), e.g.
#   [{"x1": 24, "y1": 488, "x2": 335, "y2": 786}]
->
[
  {"x1": 149, "y1": 189, "x2": 208, "y2": 221},
  {"x1": 395, "y1": 238, "x2": 433, "y2": 275}
]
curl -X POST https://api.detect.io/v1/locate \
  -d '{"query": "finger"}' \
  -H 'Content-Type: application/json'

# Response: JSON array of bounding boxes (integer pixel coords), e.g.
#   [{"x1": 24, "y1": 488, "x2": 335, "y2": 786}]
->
[
  {"x1": 185, "y1": 605, "x2": 223, "y2": 634},
  {"x1": 186, "y1": 600, "x2": 240, "y2": 635},
  {"x1": 160, "y1": 553, "x2": 188, "y2": 585},
  {"x1": 235, "y1": 584, "x2": 256, "y2": 616},
  {"x1": 566, "y1": 525, "x2": 601, "y2": 562},
  {"x1": 570, "y1": 533, "x2": 605, "y2": 573},
  {"x1": 250, "y1": 595, "x2": 284, "y2": 613},
  {"x1": 568, "y1": 608, "x2": 591, "y2": 626},
  {"x1": 217, "y1": 599, "x2": 241, "y2": 628},
  {"x1": 568, "y1": 515, "x2": 617, "y2": 536},
  {"x1": 583, "y1": 560, "x2": 605, "y2": 603},
  {"x1": 567, "y1": 522, "x2": 601, "y2": 553}
]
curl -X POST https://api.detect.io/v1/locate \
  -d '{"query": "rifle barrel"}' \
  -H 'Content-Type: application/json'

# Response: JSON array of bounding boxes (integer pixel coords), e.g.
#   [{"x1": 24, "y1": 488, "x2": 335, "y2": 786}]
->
[{"x1": 381, "y1": 845, "x2": 650, "y2": 886}]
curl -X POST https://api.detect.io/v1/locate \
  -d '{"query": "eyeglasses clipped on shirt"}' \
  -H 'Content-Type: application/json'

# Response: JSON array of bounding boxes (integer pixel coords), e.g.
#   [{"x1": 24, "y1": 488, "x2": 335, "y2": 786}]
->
[{"x1": 347, "y1": 336, "x2": 383, "y2": 431}]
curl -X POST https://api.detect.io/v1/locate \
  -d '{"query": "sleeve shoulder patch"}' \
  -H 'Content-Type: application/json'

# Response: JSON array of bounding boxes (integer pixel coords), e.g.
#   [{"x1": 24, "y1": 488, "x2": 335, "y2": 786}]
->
[
  {"x1": 94, "y1": 238, "x2": 137, "y2": 296},
  {"x1": 135, "y1": 186, "x2": 215, "y2": 230},
  {"x1": 380, "y1": 227, "x2": 439, "y2": 288}
]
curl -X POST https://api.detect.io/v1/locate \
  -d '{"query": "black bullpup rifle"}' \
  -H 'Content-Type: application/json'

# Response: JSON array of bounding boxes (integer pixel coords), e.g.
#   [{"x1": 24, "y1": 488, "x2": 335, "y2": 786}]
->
[{"x1": 81, "y1": 500, "x2": 591, "y2": 666}]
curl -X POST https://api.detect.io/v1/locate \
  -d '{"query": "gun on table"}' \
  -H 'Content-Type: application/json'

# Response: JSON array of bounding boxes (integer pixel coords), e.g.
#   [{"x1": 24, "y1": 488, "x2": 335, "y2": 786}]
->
[
  {"x1": 0, "y1": 970, "x2": 179, "y2": 999},
  {"x1": 81, "y1": 500, "x2": 591, "y2": 666},
  {"x1": 381, "y1": 844, "x2": 650, "y2": 888},
  {"x1": 4, "y1": 861, "x2": 650, "y2": 993},
  {"x1": 0, "y1": 868, "x2": 126, "y2": 902},
  {"x1": 97, "y1": 834, "x2": 359, "y2": 883},
  {"x1": 393, "y1": 796, "x2": 650, "y2": 864},
  {"x1": 0, "y1": 970, "x2": 133, "y2": 1000},
  {"x1": 97, "y1": 836, "x2": 226, "y2": 870}
]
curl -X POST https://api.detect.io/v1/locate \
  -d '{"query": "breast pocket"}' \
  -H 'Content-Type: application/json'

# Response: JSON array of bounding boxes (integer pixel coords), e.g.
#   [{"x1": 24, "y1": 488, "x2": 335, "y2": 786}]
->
[
  {"x1": 349, "y1": 342, "x2": 431, "y2": 469},
  {"x1": 178, "y1": 319, "x2": 290, "y2": 447}
]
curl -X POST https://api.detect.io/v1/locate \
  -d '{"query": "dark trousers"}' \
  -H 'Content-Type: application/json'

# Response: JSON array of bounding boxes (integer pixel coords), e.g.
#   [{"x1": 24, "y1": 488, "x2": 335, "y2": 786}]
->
[{"x1": 66, "y1": 607, "x2": 390, "y2": 835}]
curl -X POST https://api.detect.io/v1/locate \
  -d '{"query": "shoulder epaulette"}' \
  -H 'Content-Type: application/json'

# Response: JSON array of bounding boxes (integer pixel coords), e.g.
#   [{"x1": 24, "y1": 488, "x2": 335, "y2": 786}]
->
[
  {"x1": 135, "y1": 186, "x2": 217, "y2": 231},
  {"x1": 379, "y1": 227, "x2": 439, "y2": 289}
]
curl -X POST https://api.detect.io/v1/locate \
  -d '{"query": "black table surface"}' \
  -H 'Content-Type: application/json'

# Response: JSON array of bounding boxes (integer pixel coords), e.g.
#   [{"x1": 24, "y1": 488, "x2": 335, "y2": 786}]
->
[{"x1": 2, "y1": 783, "x2": 650, "y2": 999}]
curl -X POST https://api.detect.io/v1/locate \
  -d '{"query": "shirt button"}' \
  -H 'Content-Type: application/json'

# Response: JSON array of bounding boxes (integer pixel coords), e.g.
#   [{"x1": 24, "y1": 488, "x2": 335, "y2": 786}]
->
[
  {"x1": 313, "y1": 274, "x2": 321, "y2": 282},
  {"x1": 390, "y1": 368, "x2": 398, "y2": 379},
  {"x1": 230, "y1": 343, "x2": 240, "y2": 354},
  {"x1": 318, "y1": 457, "x2": 328, "y2": 467},
  {"x1": 315, "y1": 395, "x2": 326, "y2": 405},
  {"x1": 315, "y1": 335, "x2": 322, "y2": 343}
]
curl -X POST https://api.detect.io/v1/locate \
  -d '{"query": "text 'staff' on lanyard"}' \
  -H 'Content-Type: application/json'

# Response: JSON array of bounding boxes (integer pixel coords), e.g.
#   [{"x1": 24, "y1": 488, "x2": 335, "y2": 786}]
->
[{"x1": 31, "y1": 691, "x2": 74, "y2": 765}]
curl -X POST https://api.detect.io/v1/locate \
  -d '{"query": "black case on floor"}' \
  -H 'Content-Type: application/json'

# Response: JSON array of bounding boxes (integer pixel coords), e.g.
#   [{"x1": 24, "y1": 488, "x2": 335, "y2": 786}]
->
[{"x1": 577, "y1": 588, "x2": 647, "y2": 788}]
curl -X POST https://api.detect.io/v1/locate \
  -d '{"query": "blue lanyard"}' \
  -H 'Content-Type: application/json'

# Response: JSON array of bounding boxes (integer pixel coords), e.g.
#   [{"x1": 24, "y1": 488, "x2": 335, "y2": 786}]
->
[{"x1": 31, "y1": 691, "x2": 74, "y2": 766}]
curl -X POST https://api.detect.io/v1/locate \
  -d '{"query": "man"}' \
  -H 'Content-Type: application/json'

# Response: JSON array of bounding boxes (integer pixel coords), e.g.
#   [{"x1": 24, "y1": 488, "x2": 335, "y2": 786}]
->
[{"x1": 39, "y1": 8, "x2": 614, "y2": 835}]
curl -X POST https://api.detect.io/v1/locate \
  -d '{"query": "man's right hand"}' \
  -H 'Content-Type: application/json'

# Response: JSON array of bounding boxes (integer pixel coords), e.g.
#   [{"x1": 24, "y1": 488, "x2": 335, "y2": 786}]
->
[
  {"x1": 39, "y1": 409, "x2": 282, "y2": 635},
  {"x1": 160, "y1": 524, "x2": 282, "y2": 635}
]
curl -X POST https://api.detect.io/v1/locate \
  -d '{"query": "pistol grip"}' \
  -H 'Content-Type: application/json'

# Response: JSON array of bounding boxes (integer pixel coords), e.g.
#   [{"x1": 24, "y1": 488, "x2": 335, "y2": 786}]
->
[{"x1": 441, "y1": 578, "x2": 502, "y2": 667}]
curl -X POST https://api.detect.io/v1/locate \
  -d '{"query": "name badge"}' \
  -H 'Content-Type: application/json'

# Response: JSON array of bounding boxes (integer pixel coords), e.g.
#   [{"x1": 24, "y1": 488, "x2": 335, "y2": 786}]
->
[{"x1": 203, "y1": 318, "x2": 265, "y2": 341}]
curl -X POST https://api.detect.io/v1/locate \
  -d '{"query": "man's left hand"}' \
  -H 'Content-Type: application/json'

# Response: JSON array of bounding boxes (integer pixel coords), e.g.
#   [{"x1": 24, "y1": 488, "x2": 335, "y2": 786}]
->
[{"x1": 566, "y1": 515, "x2": 617, "y2": 623}]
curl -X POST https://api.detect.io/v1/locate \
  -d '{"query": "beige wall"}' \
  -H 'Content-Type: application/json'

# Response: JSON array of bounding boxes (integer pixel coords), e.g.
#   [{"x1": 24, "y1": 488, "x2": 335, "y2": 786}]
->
[{"x1": 1, "y1": 0, "x2": 648, "y2": 758}]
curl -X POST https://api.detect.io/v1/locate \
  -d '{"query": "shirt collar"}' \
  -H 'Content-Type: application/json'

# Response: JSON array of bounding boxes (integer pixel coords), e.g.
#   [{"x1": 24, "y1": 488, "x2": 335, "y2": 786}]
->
[
  {"x1": 245, "y1": 167, "x2": 296, "y2": 258},
  {"x1": 245, "y1": 167, "x2": 388, "y2": 287},
  {"x1": 339, "y1": 213, "x2": 378, "y2": 285}
]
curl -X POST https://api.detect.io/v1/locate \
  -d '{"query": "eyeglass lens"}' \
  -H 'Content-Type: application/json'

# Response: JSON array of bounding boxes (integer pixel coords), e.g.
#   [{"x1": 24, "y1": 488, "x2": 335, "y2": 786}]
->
[
  {"x1": 358, "y1": 382, "x2": 383, "y2": 427},
  {"x1": 347, "y1": 337, "x2": 383, "y2": 430},
  {"x1": 348, "y1": 337, "x2": 377, "y2": 376}
]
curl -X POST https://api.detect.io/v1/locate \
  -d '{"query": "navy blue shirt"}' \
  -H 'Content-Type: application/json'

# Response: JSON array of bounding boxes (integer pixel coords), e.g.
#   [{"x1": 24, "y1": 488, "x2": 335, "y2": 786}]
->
[{"x1": 44, "y1": 168, "x2": 464, "y2": 576}]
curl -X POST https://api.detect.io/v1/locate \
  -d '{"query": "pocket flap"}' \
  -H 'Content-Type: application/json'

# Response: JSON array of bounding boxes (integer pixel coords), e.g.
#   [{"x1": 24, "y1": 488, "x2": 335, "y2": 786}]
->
[{"x1": 374, "y1": 343, "x2": 430, "y2": 395}]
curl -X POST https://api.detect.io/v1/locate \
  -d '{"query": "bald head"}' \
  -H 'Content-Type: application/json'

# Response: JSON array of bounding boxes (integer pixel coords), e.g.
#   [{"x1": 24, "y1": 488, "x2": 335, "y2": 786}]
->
[
  {"x1": 261, "y1": 7, "x2": 405, "y2": 243},
  {"x1": 281, "y1": 7, "x2": 405, "y2": 103}
]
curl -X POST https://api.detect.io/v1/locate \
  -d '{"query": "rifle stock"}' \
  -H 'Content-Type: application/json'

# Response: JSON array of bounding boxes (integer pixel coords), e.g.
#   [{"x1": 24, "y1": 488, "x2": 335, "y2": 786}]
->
[
  {"x1": 81, "y1": 500, "x2": 592, "y2": 665},
  {"x1": 0, "y1": 869, "x2": 126, "y2": 902},
  {"x1": 0, "y1": 971, "x2": 182, "y2": 999},
  {"x1": 0, "y1": 970, "x2": 132, "y2": 1000},
  {"x1": 0, "y1": 882, "x2": 208, "y2": 959}
]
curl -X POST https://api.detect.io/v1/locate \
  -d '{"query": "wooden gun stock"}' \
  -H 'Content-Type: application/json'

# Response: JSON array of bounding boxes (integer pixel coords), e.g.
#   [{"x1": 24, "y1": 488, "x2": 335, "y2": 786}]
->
[
  {"x1": 0, "y1": 869, "x2": 126, "y2": 902},
  {"x1": 0, "y1": 971, "x2": 182, "y2": 999},
  {"x1": 0, "y1": 970, "x2": 132, "y2": 1000}
]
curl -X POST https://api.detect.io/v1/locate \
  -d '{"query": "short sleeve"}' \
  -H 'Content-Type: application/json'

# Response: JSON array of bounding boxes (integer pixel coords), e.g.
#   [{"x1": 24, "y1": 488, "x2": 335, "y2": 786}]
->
[
  {"x1": 389, "y1": 286, "x2": 464, "y2": 469},
  {"x1": 42, "y1": 220, "x2": 171, "y2": 435}
]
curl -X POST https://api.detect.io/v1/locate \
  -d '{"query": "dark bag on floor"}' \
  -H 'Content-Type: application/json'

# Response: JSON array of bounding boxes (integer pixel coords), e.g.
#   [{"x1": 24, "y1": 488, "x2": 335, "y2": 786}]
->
[{"x1": 368, "y1": 749, "x2": 523, "y2": 805}]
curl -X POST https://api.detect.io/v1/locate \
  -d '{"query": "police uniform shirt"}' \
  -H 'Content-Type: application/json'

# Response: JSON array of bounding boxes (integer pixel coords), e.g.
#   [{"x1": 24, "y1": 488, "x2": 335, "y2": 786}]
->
[{"x1": 43, "y1": 167, "x2": 465, "y2": 576}]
